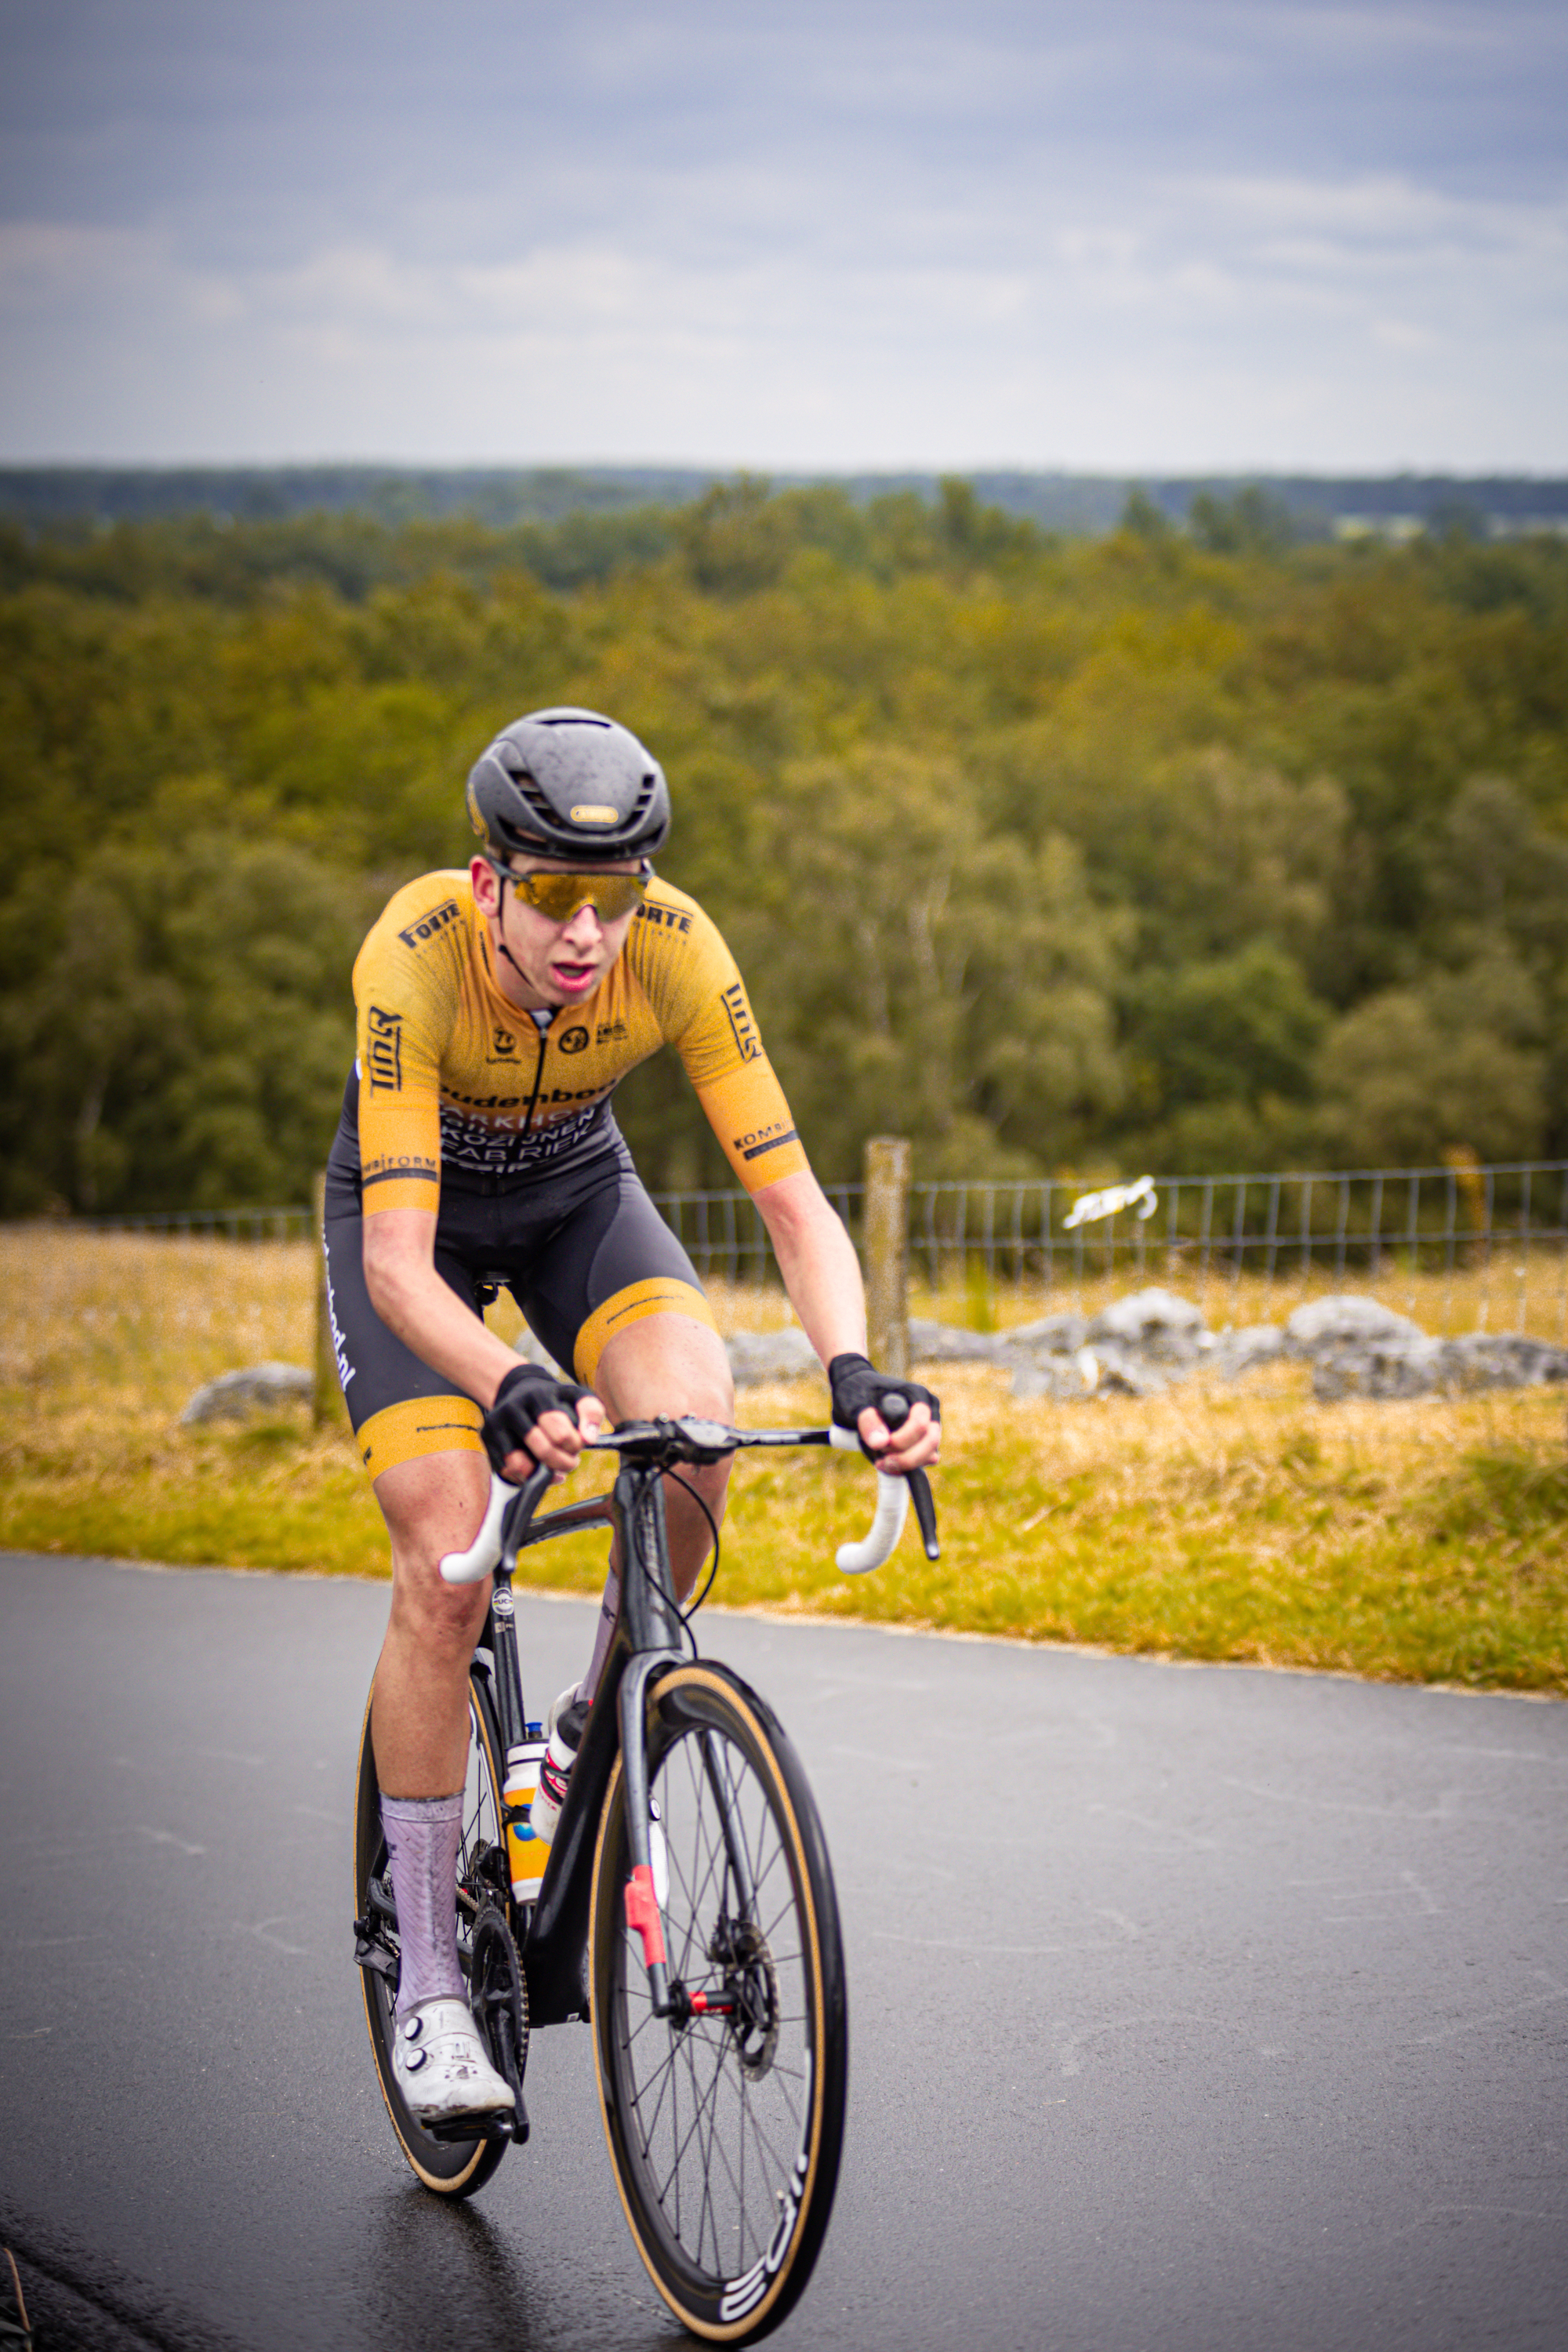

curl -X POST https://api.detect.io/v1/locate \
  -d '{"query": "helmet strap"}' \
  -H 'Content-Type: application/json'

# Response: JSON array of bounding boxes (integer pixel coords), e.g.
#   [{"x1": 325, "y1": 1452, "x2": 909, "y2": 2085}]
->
[{"x1": 490, "y1": 871, "x2": 526, "y2": 978}]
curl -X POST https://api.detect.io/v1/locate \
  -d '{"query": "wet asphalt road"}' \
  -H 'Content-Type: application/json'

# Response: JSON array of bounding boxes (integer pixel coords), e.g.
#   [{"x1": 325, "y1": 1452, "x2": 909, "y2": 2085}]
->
[{"x1": 1, "y1": 1548, "x2": 1566, "y2": 2352}]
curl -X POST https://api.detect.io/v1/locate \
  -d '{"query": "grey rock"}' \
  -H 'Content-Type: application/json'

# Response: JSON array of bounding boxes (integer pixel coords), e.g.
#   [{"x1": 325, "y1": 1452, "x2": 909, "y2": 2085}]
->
[
  {"x1": 1441, "y1": 1331, "x2": 1568, "y2": 1389},
  {"x1": 1308, "y1": 1320, "x2": 1568, "y2": 1402},
  {"x1": 1312, "y1": 1338, "x2": 1446, "y2": 1401},
  {"x1": 907, "y1": 1318, "x2": 1004, "y2": 1363},
  {"x1": 1011, "y1": 1341, "x2": 1167, "y2": 1402},
  {"x1": 181, "y1": 1363, "x2": 314, "y2": 1425},
  {"x1": 1087, "y1": 1287, "x2": 1207, "y2": 1366},
  {"x1": 1004, "y1": 1312, "x2": 1089, "y2": 1357},
  {"x1": 726, "y1": 1327, "x2": 820, "y2": 1386},
  {"x1": 1210, "y1": 1325, "x2": 1288, "y2": 1380},
  {"x1": 1286, "y1": 1294, "x2": 1425, "y2": 1356},
  {"x1": 1088, "y1": 1341, "x2": 1170, "y2": 1397}
]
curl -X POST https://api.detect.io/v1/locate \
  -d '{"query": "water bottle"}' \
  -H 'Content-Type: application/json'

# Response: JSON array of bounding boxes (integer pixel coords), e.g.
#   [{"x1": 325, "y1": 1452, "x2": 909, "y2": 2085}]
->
[{"x1": 503, "y1": 1721, "x2": 550, "y2": 1902}]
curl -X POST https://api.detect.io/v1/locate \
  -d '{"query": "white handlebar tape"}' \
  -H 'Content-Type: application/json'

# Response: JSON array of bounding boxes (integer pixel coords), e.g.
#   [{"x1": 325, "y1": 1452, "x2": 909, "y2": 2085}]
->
[
  {"x1": 439, "y1": 1439, "x2": 911, "y2": 1585},
  {"x1": 438, "y1": 1469, "x2": 512, "y2": 1584},
  {"x1": 829, "y1": 1423, "x2": 909, "y2": 1573}
]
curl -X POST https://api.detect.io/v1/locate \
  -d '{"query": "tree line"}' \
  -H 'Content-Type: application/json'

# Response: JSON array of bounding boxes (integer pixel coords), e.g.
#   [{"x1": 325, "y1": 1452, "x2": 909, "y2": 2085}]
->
[{"x1": 2, "y1": 480, "x2": 1566, "y2": 1215}]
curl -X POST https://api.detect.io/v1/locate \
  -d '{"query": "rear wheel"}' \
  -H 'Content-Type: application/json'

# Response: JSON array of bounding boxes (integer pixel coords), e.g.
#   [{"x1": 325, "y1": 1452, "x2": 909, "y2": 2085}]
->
[
  {"x1": 589, "y1": 1663, "x2": 848, "y2": 2341},
  {"x1": 351, "y1": 1670, "x2": 515, "y2": 2196}
]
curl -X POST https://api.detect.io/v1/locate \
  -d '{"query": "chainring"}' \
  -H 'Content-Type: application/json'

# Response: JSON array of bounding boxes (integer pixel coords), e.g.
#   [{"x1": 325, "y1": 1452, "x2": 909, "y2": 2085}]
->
[{"x1": 469, "y1": 1901, "x2": 531, "y2": 2138}]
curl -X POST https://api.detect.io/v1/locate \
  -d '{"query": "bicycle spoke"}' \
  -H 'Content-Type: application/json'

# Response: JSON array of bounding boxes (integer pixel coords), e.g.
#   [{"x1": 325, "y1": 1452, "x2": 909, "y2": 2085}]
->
[{"x1": 596, "y1": 1682, "x2": 844, "y2": 2332}]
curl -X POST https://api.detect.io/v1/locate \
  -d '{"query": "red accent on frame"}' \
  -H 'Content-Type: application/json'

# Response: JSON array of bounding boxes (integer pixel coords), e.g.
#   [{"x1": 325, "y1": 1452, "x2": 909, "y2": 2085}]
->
[{"x1": 624, "y1": 1864, "x2": 666, "y2": 1969}]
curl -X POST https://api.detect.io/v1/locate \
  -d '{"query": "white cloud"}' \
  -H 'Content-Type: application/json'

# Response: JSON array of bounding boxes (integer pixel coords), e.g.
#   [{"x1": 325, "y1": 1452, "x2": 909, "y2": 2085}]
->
[{"x1": 1, "y1": 2, "x2": 1564, "y2": 466}]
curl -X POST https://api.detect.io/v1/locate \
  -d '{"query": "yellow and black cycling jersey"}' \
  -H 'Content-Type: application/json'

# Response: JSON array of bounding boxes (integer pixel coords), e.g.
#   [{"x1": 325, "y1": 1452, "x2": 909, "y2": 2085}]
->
[{"x1": 351, "y1": 869, "x2": 808, "y2": 1212}]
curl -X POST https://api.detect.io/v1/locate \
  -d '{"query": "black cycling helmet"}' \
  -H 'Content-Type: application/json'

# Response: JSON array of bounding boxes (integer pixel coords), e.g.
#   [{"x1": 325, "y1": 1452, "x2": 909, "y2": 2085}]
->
[{"x1": 466, "y1": 706, "x2": 671, "y2": 862}]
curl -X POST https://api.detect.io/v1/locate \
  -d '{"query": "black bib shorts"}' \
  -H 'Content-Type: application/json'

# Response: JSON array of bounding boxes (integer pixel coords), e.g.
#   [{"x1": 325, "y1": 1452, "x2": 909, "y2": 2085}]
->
[{"x1": 323, "y1": 1080, "x2": 716, "y2": 1481}]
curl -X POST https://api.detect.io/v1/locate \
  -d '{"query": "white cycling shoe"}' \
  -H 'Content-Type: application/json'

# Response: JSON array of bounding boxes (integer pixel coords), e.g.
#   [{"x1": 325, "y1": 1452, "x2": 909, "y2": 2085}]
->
[{"x1": 392, "y1": 1998, "x2": 515, "y2": 2123}]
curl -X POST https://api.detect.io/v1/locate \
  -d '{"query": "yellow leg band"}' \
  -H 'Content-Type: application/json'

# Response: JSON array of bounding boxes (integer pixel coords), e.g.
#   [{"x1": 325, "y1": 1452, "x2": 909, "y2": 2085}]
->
[
  {"x1": 573, "y1": 1279, "x2": 717, "y2": 1388},
  {"x1": 358, "y1": 1394, "x2": 485, "y2": 1480}
]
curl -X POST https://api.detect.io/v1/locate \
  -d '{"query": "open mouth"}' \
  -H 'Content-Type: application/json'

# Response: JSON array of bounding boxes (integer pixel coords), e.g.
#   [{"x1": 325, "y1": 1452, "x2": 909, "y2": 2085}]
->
[{"x1": 552, "y1": 960, "x2": 598, "y2": 993}]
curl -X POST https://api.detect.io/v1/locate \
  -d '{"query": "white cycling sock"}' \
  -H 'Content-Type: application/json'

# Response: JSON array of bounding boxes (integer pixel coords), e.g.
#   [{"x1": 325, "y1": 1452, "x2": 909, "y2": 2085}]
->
[
  {"x1": 381, "y1": 1791, "x2": 466, "y2": 2011},
  {"x1": 575, "y1": 1564, "x2": 621, "y2": 1709}
]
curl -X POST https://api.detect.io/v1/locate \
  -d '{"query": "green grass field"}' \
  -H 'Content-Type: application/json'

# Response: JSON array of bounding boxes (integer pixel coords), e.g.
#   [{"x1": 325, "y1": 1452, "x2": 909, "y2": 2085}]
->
[{"x1": 3, "y1": 1228, "x2": 1566, "y2": 1695}]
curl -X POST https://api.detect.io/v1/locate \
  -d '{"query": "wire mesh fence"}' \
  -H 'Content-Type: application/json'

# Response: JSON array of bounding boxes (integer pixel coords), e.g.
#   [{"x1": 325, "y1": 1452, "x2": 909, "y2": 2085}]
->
[
  {"x1": 653, "y1": 1162, "x2": 1568, "y2": 1339},
  {"x1": 56, "y1": 1160, "x2": 1568, "y2": 1340}
]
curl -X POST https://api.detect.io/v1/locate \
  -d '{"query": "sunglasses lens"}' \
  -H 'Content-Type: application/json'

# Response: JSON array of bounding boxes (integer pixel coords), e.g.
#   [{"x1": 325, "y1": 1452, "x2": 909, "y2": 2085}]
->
[{"x1": 515, "y1": 869, "x2": 648, "y2": 921}]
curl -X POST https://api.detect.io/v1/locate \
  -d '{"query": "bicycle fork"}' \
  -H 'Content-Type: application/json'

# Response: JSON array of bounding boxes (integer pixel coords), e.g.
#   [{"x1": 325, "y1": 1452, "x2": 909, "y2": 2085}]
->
[{"x1": 612, "y1": 1462, "x2": 686, "y2": 2017}]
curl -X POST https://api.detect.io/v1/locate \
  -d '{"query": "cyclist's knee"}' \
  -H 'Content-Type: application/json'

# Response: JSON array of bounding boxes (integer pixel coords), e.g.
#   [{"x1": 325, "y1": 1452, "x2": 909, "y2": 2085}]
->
[
  {"x1": 388, "y1": 1543, "x2": 491, "y2": 1655},
  {"x1": 596, "y1": 1312, "x2": 735, "y2": 1425},
  {"x1": 376, "y1": 1447, "x2": 497, "y2": 1653}
]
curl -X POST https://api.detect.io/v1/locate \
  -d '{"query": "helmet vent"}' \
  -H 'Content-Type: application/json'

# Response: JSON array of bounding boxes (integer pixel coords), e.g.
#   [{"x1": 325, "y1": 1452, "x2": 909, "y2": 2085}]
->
[{"x1": 510, "y1": 771, "x2": 562, "y2": 832}]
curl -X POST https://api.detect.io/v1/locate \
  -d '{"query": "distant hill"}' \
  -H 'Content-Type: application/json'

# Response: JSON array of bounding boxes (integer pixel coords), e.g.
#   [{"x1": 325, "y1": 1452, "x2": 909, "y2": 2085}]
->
[{"x1": 1, "y1": 462, "x2": 1565, "y2": 539}]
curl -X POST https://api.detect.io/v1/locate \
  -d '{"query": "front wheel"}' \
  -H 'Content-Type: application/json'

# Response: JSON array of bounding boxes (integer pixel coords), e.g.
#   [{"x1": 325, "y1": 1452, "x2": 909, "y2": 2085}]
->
[{"x1": 589, "y1": 1663, "x2": 848, "y2": 2342}]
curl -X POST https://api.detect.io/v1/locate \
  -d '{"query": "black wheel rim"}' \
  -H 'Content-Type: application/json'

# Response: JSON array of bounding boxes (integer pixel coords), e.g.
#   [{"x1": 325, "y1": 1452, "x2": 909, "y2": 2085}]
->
[
  {"x1": 608, "y1": 1705, "x2": 822, "y2": 2310},
  {"x1": 353, "y1": 1678, "x2": 513, "y2": 2195}
]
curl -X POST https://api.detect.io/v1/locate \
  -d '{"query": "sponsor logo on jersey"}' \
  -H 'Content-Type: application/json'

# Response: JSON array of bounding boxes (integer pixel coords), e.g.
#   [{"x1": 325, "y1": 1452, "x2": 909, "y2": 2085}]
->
[
  {"x1": 361, "y1": 1154, "x2": 440, "y2": 1187},
  {"x1": 636, "y1": 900, "x2": 693, "y2": 935},
  {"x1": 720, "y1": 981, "x2": 760, "y2": 1062},
  {"x1": 365, "y1": 1006, "x2": 404, "y2": 1091},
  {"x1": 438, "y1": 1096, "x2": 608, "y2": 1170},
  {"x1": 491, "y1": 1025, "x2": 519, "y2": 1059},
  {"x1": 737, "y1": 1123, "x2": 798, "y2": 1161},
  {"x1": 558, "y1": 1025, "x2": 590, "y2": 1054},
  {"x1": 397, "y1": 898, "x2": 462, "y2": 951},
  {"x1": 595, "y1": 1018, "x2": 629, "y2": 1043}
]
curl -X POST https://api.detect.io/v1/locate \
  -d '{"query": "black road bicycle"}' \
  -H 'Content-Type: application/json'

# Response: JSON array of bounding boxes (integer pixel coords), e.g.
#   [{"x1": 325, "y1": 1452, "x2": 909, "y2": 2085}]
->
[{"x1": 351, "y1": 1409, "x2": 938, "y2": 2343}]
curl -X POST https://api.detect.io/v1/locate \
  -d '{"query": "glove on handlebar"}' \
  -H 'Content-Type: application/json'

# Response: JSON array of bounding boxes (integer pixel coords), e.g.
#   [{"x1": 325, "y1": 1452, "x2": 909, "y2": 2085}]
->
[
  {"x1": 828, "y1": 1352, "x2": 940, "y2": 1465},
  {"x1": 481, "y1": 1361, "x2": 594, "y2": 1476}
]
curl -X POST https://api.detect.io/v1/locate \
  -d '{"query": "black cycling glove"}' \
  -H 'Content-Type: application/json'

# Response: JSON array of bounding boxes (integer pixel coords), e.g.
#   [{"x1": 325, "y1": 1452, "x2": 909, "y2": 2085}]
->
[
  {"x1": 481, "y1": 1362, "x2": 595, "y2": 1476},
  {"x1": 828, "y1": 1352, "x2": 940, "y2": 1464}
]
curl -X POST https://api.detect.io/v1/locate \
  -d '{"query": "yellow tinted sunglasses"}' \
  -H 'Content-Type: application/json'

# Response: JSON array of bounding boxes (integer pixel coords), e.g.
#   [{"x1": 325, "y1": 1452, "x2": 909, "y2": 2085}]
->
[{"x1": 487, "y1": 856, "x2": 652, "y2": 924}]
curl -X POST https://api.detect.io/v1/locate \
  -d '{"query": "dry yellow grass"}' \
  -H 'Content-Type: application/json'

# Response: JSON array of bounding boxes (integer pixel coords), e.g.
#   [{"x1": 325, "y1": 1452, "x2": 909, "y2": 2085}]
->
[{"x1": 2, "y1": 1227, "x2": 1565, "y2": 1693}]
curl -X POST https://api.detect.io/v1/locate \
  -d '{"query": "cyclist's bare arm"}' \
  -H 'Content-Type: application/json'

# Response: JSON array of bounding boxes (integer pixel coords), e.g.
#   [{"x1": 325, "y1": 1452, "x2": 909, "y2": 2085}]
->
[
  {"x1": 752, "y1": 1170, "x2": 940, "y2": 1473},
  {"x1": 362, "y1": 1207, "x2": 601, "y2": 1477}
]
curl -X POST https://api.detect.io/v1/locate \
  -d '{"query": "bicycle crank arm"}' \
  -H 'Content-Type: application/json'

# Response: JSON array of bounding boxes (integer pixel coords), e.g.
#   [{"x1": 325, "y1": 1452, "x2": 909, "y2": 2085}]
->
[
  {"x1": 617, "y1": 1650, "x2": 684, "y2": 2016},
  {"x1": 424, "y1": 2109, "x2": 523, "y2": 2145}
]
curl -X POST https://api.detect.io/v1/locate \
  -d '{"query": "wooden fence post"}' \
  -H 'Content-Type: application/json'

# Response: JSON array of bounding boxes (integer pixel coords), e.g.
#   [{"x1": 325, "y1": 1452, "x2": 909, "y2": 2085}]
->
[
  {"x1": 312, "y1": 1169, "x2": 337, "y2": 1427},
  {"x1": 863, "y1": 1136, "x2": 911, "y2": 1378}
]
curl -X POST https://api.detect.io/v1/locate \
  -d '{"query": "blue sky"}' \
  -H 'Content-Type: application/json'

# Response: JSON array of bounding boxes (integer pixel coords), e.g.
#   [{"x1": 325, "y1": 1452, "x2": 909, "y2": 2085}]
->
[{"x1": 2, "y1": 0, "x2": 1564, "y2": 470}]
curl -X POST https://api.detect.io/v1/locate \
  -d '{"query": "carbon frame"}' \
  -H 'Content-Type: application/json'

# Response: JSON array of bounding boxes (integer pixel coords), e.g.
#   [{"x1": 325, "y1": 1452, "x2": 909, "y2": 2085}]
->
[{"x1": 477, "y1": 1457, "x2": 687, "y2": 2029}]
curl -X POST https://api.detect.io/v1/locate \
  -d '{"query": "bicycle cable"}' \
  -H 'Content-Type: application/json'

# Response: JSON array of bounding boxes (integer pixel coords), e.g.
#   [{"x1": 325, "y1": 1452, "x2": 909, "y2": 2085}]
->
[{"x1": 663, "y1": 1468, "x2": 721, "y2": 1640}]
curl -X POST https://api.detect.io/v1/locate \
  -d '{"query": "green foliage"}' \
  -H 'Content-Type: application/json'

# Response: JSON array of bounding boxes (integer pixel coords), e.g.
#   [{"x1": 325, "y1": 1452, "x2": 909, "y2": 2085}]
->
[
  {"x1": 1187, "y1": 485, "x2": 1301, "y2": 556},
  {"x1": 2, "y1": 485, "x2": 1566, "y2": 1209},
  {"x1": 0, "y1": 837, "x2": 374, "y2": 1212}
]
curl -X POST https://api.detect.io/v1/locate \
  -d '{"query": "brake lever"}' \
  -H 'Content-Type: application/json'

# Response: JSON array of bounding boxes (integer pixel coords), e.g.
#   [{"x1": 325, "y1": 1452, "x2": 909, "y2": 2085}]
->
[
  {"x1": 878, "y1": 1392, "x2": 940, "y2": 1559},
  {"x1": 906, "y1": 1467, "x2": 940, "y2": 1561},
  {"x1": 499, "y1": 1457, "x2": 554, "y2": 1572}
]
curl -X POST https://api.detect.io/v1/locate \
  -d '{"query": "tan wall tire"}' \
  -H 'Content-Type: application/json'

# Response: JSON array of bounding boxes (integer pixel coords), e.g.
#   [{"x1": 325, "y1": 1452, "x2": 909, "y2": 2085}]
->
[
  {"x1": 351, "y1": 1672, "x2": 512, "y2": 2198},
  {"x1": 588, "y1": 1662, "x2": 848, "y2": 2341}
]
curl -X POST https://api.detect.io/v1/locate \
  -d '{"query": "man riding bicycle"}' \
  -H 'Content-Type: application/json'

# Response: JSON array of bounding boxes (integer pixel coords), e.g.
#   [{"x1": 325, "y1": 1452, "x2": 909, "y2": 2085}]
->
[{"x1": 325, "y1": 706, "x2": 940, "y2": 2123}]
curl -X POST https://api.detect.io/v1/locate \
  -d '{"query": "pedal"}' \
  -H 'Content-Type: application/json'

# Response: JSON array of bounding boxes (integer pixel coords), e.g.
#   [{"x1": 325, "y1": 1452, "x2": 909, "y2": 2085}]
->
[{"x1": 425, "y1": 2107, "x2": 521, "y2": 2145}]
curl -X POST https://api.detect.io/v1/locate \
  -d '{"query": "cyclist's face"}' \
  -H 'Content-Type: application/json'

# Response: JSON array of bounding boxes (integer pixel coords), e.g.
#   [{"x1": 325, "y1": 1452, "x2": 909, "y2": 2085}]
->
[{"x1": 472, "y1": 850, "x2": 644, "y2": 1008}]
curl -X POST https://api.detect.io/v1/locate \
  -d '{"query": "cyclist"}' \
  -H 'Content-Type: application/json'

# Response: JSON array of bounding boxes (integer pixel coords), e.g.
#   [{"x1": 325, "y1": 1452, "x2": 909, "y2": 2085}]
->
[{"x1": 325, "y1": 706, "x2": 940, "y2": 2122}]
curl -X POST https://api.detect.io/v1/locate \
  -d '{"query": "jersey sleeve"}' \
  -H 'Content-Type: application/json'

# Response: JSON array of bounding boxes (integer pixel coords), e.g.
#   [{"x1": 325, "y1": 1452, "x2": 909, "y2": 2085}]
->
[
  {"x1": 629, "y1": 887, "x2": 811, "y2": 1193},
  {"x1": 351, "y1": 877, "x2": 466, "y2": 1214}
]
